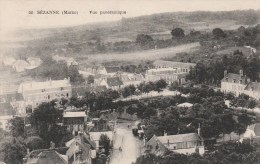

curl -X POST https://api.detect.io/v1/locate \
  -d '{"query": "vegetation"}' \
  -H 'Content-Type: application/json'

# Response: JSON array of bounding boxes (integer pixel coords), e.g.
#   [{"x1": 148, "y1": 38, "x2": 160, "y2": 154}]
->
[{"x1": 134, "y1": 141, "x2": 260, "y2": 164}]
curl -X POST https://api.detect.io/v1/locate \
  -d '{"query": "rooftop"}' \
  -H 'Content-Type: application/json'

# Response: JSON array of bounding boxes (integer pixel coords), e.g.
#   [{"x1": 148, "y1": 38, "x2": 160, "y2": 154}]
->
[
  {"x1": 153, "y1": 60, "x2": 196, "y2": 68},
  {"x1": 157, "y1": 133, "x2": 201, "y2": 144},
  {"x1": 104, "y1": 66, "x2": 121, "y2": 73},
  {"x1": 221, "y1": 73, "x2": 248, "y2": 84},
  {"x1": 18, "y1": 79, "x2": 71, "y2": 93},
  {"x1": 63, "y1": 111, "x2": 87, "y2": 118},
  {"x1": 248, "y1": 123, "x2": 260, "y2": 136}
]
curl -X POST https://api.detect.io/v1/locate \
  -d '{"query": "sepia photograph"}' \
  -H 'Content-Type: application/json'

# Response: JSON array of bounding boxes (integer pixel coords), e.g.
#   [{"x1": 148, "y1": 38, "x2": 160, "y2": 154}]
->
[{"x1": 0, "y1": 0, "x2": 260, "y2": 163}]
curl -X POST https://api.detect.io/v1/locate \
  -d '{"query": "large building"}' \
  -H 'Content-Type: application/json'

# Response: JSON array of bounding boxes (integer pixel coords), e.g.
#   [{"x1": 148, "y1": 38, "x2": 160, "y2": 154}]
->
[
  {"x1": 63, "y1": 111, "x2": 88, "y2": 133},
  {"x1": 18, "y1": 78, "x2": 72, "y2": 110},
  {"x1": 145, "y1": 133, "x2": 205, "y2": 156},
  {"x1": 145, "y1": 60, "x2": 195, "y2": 84},
  {"x1": 221, "y1": 70, "x2": 260, "y2": 100}
]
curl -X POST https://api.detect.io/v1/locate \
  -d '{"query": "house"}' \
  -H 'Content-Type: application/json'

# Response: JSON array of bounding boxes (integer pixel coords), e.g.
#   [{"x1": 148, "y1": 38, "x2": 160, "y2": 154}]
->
[
  {"x1": 63, "y1": 111, "x2": 88, "y2": 133},
  {"x1": 24, "y1": 147, "x2": 68, "y2": 164},
  {"x1": 18, "y1": 78, "x2": 72, "y2": 111},
  {"x1": 53, "y1": 55, "x2": 79, "y2": 68},
  {"x1": 120, "y1": 73, "x2": 145, "y2": 87},
  {"x1": 145, "y1": 60, "x2": 195, "y2": 84},
  {"x1": 65, "y1": 133, "x2": 96, "y2": 164},
  {"x1": 177, "y1": 102, "x2": 193, "y2": 108},
  {"x1": 244, "y1": 82, "x2": 260, "y2": 100},
  {"x1": 12, "y1": 60, "x2": 30, "y2": 72},
  {"x1": 221, "y1": 70, "x2": 260, "y2": 100},
  {"x1": 97, "y1": 66, "x2": 121, "y2": 76},
  {"x1": 0, "y1": 115, "x2": 14, "y2": 130},
  {"x1": 88, "y1": 118, "x2": 114, "y2": 149},
  {"x1": 243, "y1": 123, "x2": 260, "y2": 139},
  {"x1": 145, "y1": 132, "x2": 205, "y2": 156},
  {"x1": 100, "y1": 77, "x2": 123, "y2": 90}
]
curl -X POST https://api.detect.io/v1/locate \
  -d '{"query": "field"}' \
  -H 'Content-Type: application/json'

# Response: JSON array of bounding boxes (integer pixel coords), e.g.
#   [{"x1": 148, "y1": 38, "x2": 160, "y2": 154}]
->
[{"x1": 77, "y1": 42, "x2": 200, "y2": 64}]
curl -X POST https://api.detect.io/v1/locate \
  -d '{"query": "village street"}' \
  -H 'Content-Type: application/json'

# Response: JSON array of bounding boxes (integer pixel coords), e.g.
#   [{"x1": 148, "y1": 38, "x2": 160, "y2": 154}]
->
[{"x1": 110, "y1": 122, "x2": 142, "y2": 164}]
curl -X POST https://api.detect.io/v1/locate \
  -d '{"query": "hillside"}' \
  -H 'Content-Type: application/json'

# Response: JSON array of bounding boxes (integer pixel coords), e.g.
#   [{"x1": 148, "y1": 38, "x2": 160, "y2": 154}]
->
[{"x1": 3, "y1": 10, "x2": 260, "y2": 60}]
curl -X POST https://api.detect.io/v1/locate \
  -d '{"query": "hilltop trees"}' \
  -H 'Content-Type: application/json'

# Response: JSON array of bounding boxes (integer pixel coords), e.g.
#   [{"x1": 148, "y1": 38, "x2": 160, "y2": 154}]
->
[
  {"x1": 171, "y1": 28, "x2": 185, "y2": 38},
  {"x1": 136, "y1": 34, "x2": 154, "y2": 49},
  {"x1": 212, "y1": 28, "x2": 226, "y2": 39}
]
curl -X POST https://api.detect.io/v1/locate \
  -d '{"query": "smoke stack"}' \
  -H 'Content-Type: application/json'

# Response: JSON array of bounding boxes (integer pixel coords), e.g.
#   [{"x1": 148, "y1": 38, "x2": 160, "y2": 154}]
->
[
  {"x1": 164, "y1": 130, "x2": 167, "y2": 136},
  {"x1": 240, "y1": 70, "x2": 243, "y2": 77},
  {"x1": 198, "y1": 123, "x2": 201, "y2": 136},
  {"x1": 224, "y1": 70, "x2": 227, "y2": 77}
]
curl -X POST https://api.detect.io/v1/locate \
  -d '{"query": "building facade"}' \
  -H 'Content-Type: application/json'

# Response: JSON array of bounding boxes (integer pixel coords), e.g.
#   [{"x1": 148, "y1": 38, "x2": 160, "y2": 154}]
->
[
  {"x1": 145, "y1": 133, "x2": 205, "y2": 156},
  {"x1": 18, "y1": 78, "x2": 72, "y2": 110},
  {"x1": 145, "y1": 60, "x2": 195, "y2": 84},
  {"x1": 221, "y1": 70, "x2": 260, "y2": 100}
]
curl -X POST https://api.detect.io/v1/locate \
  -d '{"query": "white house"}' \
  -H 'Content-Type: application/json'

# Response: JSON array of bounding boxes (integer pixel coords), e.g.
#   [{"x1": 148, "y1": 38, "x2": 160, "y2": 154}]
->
[
  {"x1": 221, "y1": 70, "x2": 260, "y2": 100},
  {"x1": 18, "y1": 78, "x2": 72, "y2": 111},
  {"x1": 145, "y1": 60, "x2": 195, "y2": 84}
]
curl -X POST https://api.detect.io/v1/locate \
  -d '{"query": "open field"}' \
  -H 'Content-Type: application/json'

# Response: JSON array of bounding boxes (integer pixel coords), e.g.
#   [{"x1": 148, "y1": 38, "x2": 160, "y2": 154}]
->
[{"x1": 78, "y1": 42, "x2": 200, "y2": 64}]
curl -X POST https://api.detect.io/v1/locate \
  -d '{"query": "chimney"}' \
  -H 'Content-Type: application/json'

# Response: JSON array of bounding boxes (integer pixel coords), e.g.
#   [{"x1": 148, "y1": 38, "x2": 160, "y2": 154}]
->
[
  {"x1": 50, "y1": 141, "x2": 55, "y2": 149},
  {"x1": 164, "y1": 130, "x2": 167, "y2": 136},
  {"x1": 49, "y1": 77, "x2": 52, "y2": 86},
  {"x1": 198, "y1": 123, "x2": 201, "y2": 136},
  {"x1": 224, "y1": 70, "x2": 227, "y2": 77},
  {"x1": 240, "y1": 70, "x2": 243, "y2": 77}
]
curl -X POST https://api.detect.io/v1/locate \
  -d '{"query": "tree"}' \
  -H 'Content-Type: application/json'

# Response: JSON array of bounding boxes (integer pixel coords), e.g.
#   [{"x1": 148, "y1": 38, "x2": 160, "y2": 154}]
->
[
  {"x1": 25, "y1": 136, "x2": 45, "y2": 151},
  {"x1": 136, "y1": 34, "x2": 154, "y2": 49},
  {"x1": 0, "y1": 137, "x2": 27, "y2": 164},
  {"x1": 155, "y1": 79, "x2": 167, "y2": 93},
  {"x1": 29, "y1": 101, "x2": 63, "y2": 145},
  {"x1": 8, "y1": 117, "x2": 25, "y2": 138},
  {"x1": 87, "y1": 75, "x2": 95, "y2": 84},
  {"x1": 99, "y1": 134, "x2": 110, "y2": 156},
  {"x1": 212, "y1": 28, "x2": 226, "y2": 39},
  {"x1": 171, "y1": 28, "x2": 185, "y2": 38}
]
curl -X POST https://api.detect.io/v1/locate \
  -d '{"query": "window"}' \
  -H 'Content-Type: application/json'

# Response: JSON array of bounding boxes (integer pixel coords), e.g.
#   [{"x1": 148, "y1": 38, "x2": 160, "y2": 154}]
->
[
  {"x1": 42, "y1": 89, "x2": 45, "y2": 92},
  {"x1": 60, "y1": 87, "x2": 64, "y2": 91}
]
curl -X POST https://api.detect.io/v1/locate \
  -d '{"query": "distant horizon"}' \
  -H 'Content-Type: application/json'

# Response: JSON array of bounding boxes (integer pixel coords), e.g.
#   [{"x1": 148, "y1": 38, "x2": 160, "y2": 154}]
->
[
  {"x1": 0, "y1": 0, "x2": 259, "y2": 32},
  {"x1": 6, "y1": 9, "x2": 260, "y2": 32}
]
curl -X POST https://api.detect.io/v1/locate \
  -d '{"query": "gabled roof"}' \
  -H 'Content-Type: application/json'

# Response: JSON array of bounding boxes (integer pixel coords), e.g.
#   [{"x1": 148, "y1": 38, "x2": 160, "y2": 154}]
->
[
  {"x1": 26, "y1": 149, "x2": 68, "y2": 164},
  {"x1": 66, "y1": 134, "x2": 96, "y2": 160},
  {"x1": 157, "y1": 133, "x2": 201, "y2": 144},
  {"x1": 106, "y1": 77, "x2": 123, "y2": 87},
  {"x1": 244, "y1": 82, "x2": 260, "y2": 92},
  {"x1": 153, "y1": 60, "x2": 196, "y2": 68},
  {"x1": 104, "y1": 66, "x2": 121, "y2": 73},
  {"x1": 221, "y1": 73, "x2": 248, "y2": 84}
]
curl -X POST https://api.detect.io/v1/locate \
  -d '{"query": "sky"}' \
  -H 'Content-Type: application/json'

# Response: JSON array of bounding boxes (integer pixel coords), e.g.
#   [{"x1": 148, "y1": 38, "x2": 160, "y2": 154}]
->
[{"x1": 0, "y1": 0, "x2": 259, "y2": 33}]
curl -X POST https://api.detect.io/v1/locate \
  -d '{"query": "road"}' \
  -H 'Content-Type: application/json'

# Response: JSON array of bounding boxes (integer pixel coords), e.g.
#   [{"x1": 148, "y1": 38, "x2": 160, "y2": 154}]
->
[{"x1": 110, "y1": 123, "x2": 141, "y2": 164}]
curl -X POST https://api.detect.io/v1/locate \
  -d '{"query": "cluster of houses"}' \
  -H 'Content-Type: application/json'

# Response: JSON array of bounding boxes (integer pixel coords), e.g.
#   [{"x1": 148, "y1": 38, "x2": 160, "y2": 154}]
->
[
  {"x1": 1, "y1": 56, "x2": 42, "y2": 72},
  {"x1": 22, "y1": 106, "x2": 116, "y2": 164}
]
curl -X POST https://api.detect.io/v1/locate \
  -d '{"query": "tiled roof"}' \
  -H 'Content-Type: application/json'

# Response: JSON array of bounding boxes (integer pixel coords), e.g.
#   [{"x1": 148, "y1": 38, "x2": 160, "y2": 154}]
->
[
  {"x1": 26, "y1": 149, "x2": 68, "y2": 164},
  {"x1": 18, "y1": 79, "x2": 71, "y2": 93},
  {"x1": 66, "y1": 134, "x2": 96, "y2": 159},
  {"x1": 157, "y1": 133, "x2": 201, "y2": 144},
  {"x1": 104, "y1": 66, "x2": 121, "y2": 73},
  {"x1": 244, "y1": 82, "x2": 260, "y2": 92},
  {"x1": 153, "y1": 60, "x2": 196, "y2": 68},
  {"x1": 221, "y1": 73, "x2": 248, "y2": 84},
  {"x1": 106, "y1": 77, "x2": 123, "y2": 87}
]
